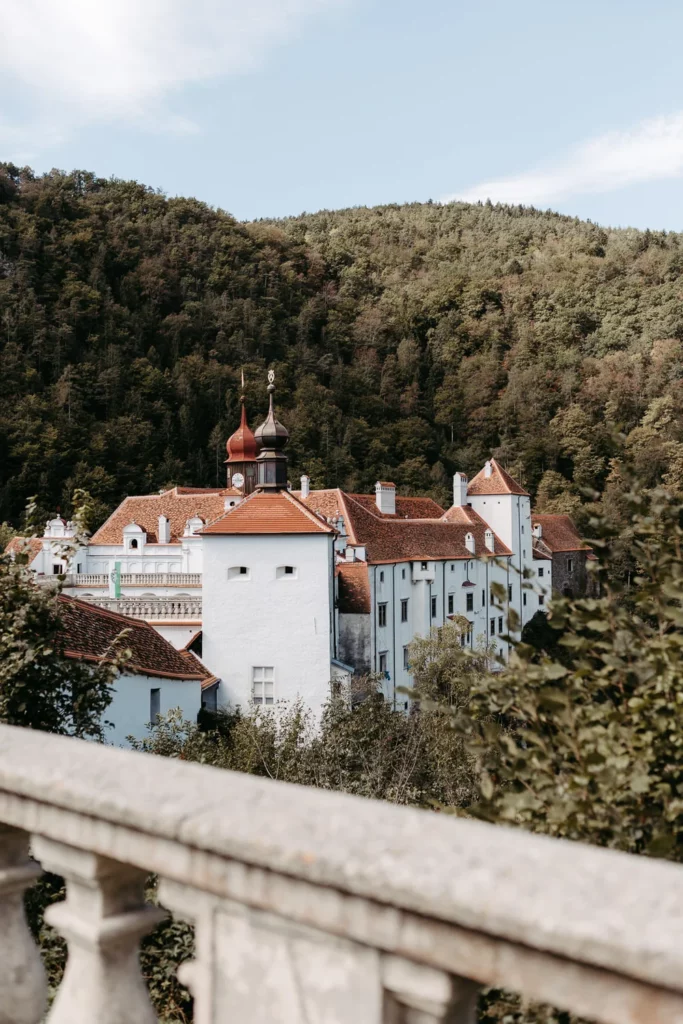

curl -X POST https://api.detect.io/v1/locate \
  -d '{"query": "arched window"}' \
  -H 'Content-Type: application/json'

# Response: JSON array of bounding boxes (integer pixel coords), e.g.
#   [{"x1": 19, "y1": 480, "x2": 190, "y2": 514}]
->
[
  {"x1": 129, "y1": 539, "x2": 138, "y2": 549},
  {"x1": 228, "y1": 566, "x2": 250, "y2": 580},
  {"x1": 276, "y1": 565, "x2": 297, "y2": 579}
]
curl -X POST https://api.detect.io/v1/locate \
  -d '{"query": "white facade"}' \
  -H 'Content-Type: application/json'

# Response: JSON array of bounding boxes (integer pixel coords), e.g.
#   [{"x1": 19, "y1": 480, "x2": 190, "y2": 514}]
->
[
  {"x1": 104, "y1": 672, "x2": 202, "y2": 747},
  {"x1": 201, "y1": 533, "x2": 336, "y2": 714}
]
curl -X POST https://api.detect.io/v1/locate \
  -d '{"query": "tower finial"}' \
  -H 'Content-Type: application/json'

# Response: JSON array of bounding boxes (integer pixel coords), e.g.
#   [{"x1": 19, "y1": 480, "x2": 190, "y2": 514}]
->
[{"x1": 241, "y1": 367, "x2": 245, "y2": 391}]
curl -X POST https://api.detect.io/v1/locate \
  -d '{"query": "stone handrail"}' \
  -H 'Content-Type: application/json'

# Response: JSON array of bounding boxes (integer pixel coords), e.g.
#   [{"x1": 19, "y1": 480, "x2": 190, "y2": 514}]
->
[
  {"x1": 1, "y1": 728, "x2": 683, "y2": 1022},
  {"x1": 82, "y1": 595, "x2": 202, "y2": 620},
  {"x1": 43, "y1": 572, "x2": 203, "y2": 588}
]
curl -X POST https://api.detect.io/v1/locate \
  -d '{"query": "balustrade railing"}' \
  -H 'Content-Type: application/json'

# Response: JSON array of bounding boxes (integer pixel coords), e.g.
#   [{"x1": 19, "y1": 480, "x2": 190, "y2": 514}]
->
[
  {"x1": 37, "y1": 572, "x2": 202, "y2": 589},
  {"x1": 0, "y1": 723, "x2": 682, "y2": 1024},
  {"x1": 82, "y1": 595, "x2": 202, "y2": 620}
]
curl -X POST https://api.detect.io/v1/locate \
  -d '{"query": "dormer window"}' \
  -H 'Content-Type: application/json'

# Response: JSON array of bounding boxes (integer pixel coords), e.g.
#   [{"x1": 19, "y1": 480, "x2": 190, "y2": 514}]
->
[
  {"x1": 228, "y1": 566, "x2": 250, "y2": 580},
  {"x1": 130, "y1": 539, "x2": 138, "y2": 549},
  {"x1": 421, "y1": 561, "x2": 428, "y2": 571},
  {"x1": 276, "y1": 565, "x2": 297, "y2": 579}
]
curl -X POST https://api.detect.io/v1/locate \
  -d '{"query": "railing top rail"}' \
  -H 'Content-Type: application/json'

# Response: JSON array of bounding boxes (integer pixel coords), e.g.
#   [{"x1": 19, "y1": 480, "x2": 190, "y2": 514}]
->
[{"x1": 0, "y1": 723, "x2": 682, "y2": 998}]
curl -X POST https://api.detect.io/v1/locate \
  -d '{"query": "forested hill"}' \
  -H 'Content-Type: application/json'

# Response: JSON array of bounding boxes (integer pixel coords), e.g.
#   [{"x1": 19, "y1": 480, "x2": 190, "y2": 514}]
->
[{"x1": 2, "y1": 162, "x2": 683, "y2": 532}]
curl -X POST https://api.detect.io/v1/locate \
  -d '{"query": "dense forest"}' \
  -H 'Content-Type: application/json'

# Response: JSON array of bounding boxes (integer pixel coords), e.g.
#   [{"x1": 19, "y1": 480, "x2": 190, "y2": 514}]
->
[{"x1": 2, "y1": 161, "x2": 683, "y2": 531}]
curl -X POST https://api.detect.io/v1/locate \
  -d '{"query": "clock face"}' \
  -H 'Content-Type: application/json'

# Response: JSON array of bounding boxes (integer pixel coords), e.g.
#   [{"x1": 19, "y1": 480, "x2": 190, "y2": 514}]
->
[{"x1": 232, "y1": 472, "x2": 245, "y2": 489}]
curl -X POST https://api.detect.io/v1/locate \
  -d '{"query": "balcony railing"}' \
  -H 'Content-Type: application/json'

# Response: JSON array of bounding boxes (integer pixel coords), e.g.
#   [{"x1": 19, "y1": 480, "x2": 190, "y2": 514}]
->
[
  {"x1": 1, "y1": 723, "x2": 683, "y2": 1024},
  {"x1": 82, "y1": 595, "x2": 202, "y2": 620},
  {"x1": 38, "y1": 572, "x2": 202, "y2": 588}
]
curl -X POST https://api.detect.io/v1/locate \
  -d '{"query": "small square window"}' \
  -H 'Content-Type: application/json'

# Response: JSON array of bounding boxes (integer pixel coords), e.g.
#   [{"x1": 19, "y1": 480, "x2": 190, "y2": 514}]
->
[
  {"x1": 421, "y1": 561, "x2": 428, "y2": 571},
  {"x1": 448, "y1": 594, "x2": 455, "y2": 614},
  {"x1": 401, "y1": 598, "x2": 409, "y2": 623},
  {"x1": 378, "y1": 603, "x2": 387, "y2": 627},
  {"x1": 490, "y1": 618, "x2": 496, "y2": 635},
  {"x1": 253, "y1": 666, "x2": 274, "y2": 705},
  {"x1": 465, "y1": 593, "x2": 473, "y2": 612},
  {"x1": 431, "y1": 596, "x2": 437, "y2": 618},
  {"x1": 285, "y1": 566, "x2": 294, "y2": 575}
]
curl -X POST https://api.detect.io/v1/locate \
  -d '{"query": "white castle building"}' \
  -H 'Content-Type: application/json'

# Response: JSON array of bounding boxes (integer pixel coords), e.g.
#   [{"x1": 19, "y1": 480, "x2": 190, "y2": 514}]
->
[{"x1": 10, "y1": 374, "x2": 592, "y2": 718}]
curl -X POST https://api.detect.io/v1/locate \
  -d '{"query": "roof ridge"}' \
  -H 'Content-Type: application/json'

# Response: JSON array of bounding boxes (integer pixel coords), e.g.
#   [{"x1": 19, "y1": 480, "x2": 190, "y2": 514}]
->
[{"x1": 281, "y1": 490, "x2": 336, "y2": 532}]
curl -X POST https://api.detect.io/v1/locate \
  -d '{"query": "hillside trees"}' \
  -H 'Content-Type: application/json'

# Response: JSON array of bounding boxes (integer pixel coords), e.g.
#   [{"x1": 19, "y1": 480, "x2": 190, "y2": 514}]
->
[{"x1": 3, "y1": 164, "x2": 683, "y2": 530}]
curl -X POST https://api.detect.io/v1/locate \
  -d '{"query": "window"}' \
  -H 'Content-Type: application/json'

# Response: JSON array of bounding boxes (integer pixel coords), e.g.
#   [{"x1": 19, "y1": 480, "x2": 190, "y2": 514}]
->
[
  {"x1": 523, "y1": 592, "x2": 527, "y2": 606},
  {"x1": 150, "y1": 688, "x2": 160, "y2": 723},
  {"x1": 482, "y1": 589, "x2": 486, "y2": 608},
  {"x1": 498, "y1": 616, "x2": 503, "y2": 634},
  {"x1": 379, "y1": 571, "x2": 384, "y2": 583},
  {"x1": 431, "y1": 596, "x2": 437, "y2": 619},
  {"x1": 252, "y1": 666, "x2": 274, "y2": 705},
  {"x1": 567, "y1": 558, "x2": 574, "y2": 573},
  {"x1": 401, "y1": 599, "x2": 409, "y2": 623},
  {"x1": 448, "y1": 594, "x2": 455, "y2": 614},
  {"x1": 401, "y1": 568, "x2": 406, "y2": 580},
  {"x1": 508, "y1": 584, "x2": 513, "y2": 602},
  {"x1": 421, "y1": 561, "x2": 428, "y2": 571},
  {"x1": 77, "y1": 563, "x2": 82, "y2": 574},
  {"x1": 403, "y1": 646, "x2": 410, "y2": 670},
  {"x1": 228, "y1": 566, "x2": 250, "y2": 580},
  {"x1": 378, "y1": 603, "x2": 387, "y2": 627},
  {"x1": 522, "y1": 525, "x2": 525, "y2": 534},
  {"x1": 130, "y1": 539, "x2": 138, "y2": 549},
  {"x1": 465, "y1": 592, "x2": 473, "y2": 612},
  {"x1": 490, "y1": 590, "x2": 495, "y2": 605},
  {"x1": 490, "y1": 618, "x2": 496, "y2": 635},
  {"x1": 276, "y1": 565, "x2": 297, "y2": 579},
  {"x1": 379, "y1": 652, "x2": 388, "y2": 674},
  {"x1": 52, "y1": 565, "x2": 61, "y2": 575},
  {"x1": 539, "y1": 594, "x2": 545, "y2": 606},
  {"x1": 450, "y1": 564, "x2": 455, "y2": 572},
  {"x1": 538, "y1": 567, "x2": 544, "y2": 578}
]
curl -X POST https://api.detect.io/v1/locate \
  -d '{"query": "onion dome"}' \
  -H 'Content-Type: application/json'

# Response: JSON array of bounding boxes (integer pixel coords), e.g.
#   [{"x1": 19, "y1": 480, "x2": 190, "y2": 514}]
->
[
  {"x1": 226, "y1": 399, "x2": 258, "y2": 463},
  {"x1": 254, "y1": 373, "x2": 289, "y2": 452}
]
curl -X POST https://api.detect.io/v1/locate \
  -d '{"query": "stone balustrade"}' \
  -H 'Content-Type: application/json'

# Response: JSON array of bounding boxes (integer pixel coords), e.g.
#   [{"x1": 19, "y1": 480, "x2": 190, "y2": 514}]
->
[
  {"x1": 0, "y1": 724, "x2": 683, "y2": 1024},
  {"x1": 82, "y1": 595, "x2": 202, "y2": 620},
  {"x1": 36, "y1": 572, "x2": 202, "y2": 589}
]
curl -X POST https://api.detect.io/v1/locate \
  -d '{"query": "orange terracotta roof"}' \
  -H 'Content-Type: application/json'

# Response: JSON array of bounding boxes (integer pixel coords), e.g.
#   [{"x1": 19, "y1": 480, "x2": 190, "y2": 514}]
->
[
  {"x1": 4, "y1": 536, "x2": 43, "y2": 562},
  {"x1": 200, "y1": 490, "x2": 335, "y2": 535},
  {"x1": 297, "y1": 488, "x2": 507, "y2": 563},
  {"x1": 178, "y1": 647, "x2": 219, "y2": 690},
  {"x1": 532, "y1": 514, "x2": 588, "y2": 553},
  {"x1": 57, "y1": 595, "x2": 208, "y2": 680},
  {"x1": 90, "y1": 486, "x2": 241, "y2": 545},
  {"x1": 336, "y1": 561, "x2": 371, "y2": 614},
  {"x1": 467, "y1": 458, "x2": 529, "y2": 497}
]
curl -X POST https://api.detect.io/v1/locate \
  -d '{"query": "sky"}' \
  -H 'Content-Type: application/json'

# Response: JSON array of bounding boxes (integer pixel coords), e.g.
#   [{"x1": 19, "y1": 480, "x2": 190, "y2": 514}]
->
[{"x1": 2, "y1": 0, "x2": 683, "y2": 228}]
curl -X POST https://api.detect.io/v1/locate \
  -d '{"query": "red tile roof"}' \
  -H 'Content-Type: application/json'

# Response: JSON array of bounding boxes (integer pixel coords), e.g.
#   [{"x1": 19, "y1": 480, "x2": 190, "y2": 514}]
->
[
  {"x1": 4, "y1": 537, "x2": 43, "y2": 562},
  {"x1": 200, "y1": 490, "x2": 335, "y2": 535},
  {"x1": 532, "y1": 514, "x2": 588, "y2": 553},
  {"x1": 298, "y1": 488, "x2": 509, "y2": 563},
  {"x1": 90, "y1": 486, "x2": 241, "y2": 545},
  {"x1": 57, "y1": 595, "x2": 209, "y2": 680},
  {"x1": 467, "y1": 459, "x2": 529, "y2": 496},
  {"x1": 336, "y1": 562, "x2": 371, "y2": 614}
]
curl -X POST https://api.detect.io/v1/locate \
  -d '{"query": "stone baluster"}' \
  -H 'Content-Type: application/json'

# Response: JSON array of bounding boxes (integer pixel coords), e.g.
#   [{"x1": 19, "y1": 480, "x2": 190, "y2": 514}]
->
[
  {"x1": 382, "y1": 956, "x2": 479, "y2": 1024},
  {"x1": 32, "y1": 838, "x2": 164, "y2": 1024},
  {"x1": 0, "y1": 825, "x2": 47, "y2": 1024}
]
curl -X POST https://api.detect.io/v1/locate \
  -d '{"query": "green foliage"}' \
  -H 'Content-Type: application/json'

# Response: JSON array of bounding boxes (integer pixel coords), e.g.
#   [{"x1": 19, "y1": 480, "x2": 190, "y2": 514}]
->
[
  {"x1": 3, "y1": 165, "x2": 683, "y2": 526},
  {"x1": 0, "y1": 555, "x2": 116, "y2": 736}
]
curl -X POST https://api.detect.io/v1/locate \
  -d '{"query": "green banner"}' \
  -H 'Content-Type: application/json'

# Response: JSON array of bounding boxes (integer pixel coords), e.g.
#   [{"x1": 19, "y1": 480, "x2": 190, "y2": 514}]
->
[{"x1": 112, "y1": 561, "x2": 121, "y2": 599}]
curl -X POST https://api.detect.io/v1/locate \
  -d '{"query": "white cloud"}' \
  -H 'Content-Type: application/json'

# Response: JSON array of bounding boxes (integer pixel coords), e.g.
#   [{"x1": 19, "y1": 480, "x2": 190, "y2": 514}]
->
[
  {"x1": 445, "y1": 112, "x2": 683, "y2": 207},
  {"x1": 0, "y1": 0, "x2": 340, "y2": 148}
]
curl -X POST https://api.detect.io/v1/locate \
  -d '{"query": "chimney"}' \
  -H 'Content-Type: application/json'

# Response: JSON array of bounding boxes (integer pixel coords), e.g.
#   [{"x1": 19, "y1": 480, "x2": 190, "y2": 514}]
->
[
  {"x1": 465, "y1": 532, "x2": 476, "y2": 555},
  {"x1": 300, "y1": 475, "x2": 310, "y2": 499},
  {"x1": 485, "y1": 529, "x2": 495, "y2": 553},
  {"x1": 533, "y1": 523, "x2": 543, "y2": 539},
  {"x1": 345, "y1": 546, "x2": 356, "y2": 562},
  {"x1": 158, "y1": 515, "x2": 170, "y2": 544},
  {"x1": 452, "y1": 472, "x2": 468, "y2": 507},
  {"x1": 375, "y1": 481, "x2": 396, "y2": 515},
  {"x1": 484, "y1": 460, "x2": 493, "y2": 479}
]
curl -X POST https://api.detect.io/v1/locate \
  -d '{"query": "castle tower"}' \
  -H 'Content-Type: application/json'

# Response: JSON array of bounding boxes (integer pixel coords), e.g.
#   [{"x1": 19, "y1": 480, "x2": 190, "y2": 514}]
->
[
  {"x1": 225, "y1": 380, "x2": 258, "y2": 495},
  {"x1": 254, "y1": 370, "x2": 289, "y2": 491}
]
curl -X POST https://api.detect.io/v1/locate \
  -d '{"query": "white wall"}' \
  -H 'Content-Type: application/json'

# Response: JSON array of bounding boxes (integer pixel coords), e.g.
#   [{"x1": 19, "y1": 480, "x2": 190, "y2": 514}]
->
[
  {"x1": 154, "y1": 624, "x2": 201, "y2": 649},
  {"x1": 104, "y1": 672, "x2": 202, "y2": 747},
  {"x1": 201, "y1": 533, "x2": 335, "y2": 715}
]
